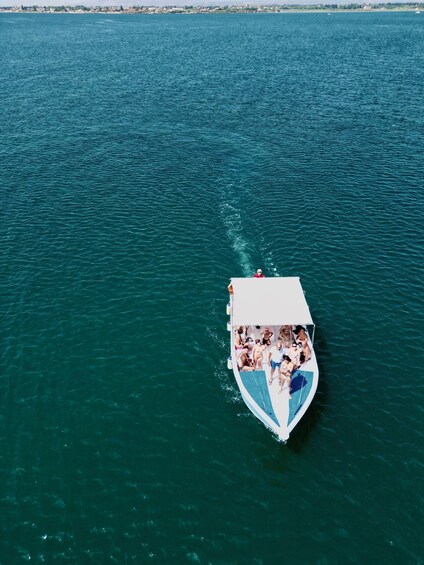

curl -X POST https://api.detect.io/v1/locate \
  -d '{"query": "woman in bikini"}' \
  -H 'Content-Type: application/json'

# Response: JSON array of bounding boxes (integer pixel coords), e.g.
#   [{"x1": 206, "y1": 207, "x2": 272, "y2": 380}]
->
[
  {"x1": 294, "y1": 327, "x2": 311, "y2": 363},
  {"x1": 297, "y1": 338, "x2": 311, "y2": 364},
  {"x1": 278, "y1": 325, "x2": 292, "y2": 349},
  {"x1": 252, "y1": 339, "x2": 262, "y2": 370},
  {"x1": 279, "y1": 355, "x2": 294, "y2": 398}
]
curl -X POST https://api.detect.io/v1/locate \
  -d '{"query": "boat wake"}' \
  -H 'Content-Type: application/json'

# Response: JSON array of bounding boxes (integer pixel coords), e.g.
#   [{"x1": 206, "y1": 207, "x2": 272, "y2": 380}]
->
[
  {"x1": 219, "y1": 197, "x2": 254, "y2": 277},
  {"x1": 214, "y1": 364, "x2": 242, "y2": 404},
  {"x1": 259, "y1": 234, "x2": 281, "y2": 276},
  {"x1": 205, "y1": 327, "x2": 227, "y2": 351},
  {"x1": 264, "y1": 252, "x2": 281, "y2": 277}
]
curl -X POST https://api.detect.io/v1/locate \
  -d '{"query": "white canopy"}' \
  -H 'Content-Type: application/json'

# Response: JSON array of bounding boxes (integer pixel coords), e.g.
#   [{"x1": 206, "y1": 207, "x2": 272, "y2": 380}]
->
[{"x1": 231, "y1": 277, "x2": 313, "y2": 326}]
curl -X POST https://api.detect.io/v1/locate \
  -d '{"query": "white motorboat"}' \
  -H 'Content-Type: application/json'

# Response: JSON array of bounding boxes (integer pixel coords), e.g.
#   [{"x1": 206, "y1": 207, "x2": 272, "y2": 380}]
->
[{"x1": 227, "y1": 277, "x2": 319, "y2": 442}]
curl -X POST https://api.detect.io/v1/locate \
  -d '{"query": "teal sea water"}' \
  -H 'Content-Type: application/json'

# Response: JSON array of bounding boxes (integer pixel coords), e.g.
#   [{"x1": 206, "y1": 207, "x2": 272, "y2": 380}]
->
[{"x1": 1, "y1": 11, "x2": 424, "y2": 563}]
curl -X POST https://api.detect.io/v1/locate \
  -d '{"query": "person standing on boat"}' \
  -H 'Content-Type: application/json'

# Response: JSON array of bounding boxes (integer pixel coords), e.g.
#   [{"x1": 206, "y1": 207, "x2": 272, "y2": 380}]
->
[
  {"x1": 260, "y1": 327, "x2": 274, "y2": 342},
  {"x1": 254, "y1": 269, "x2": 265, "y2": 278},
  {"x1": 288, "y1": 342, "x2": 301, "y2": 369},
  {"x1": 279, "y1": 355, "x2": 294, "y2": 398},
  {"x1": 252, "y1": 339, "x2": 262, "y2": 370},
  {"x1": 268, "y1": 339, "x2": 285, "y2": 384}
]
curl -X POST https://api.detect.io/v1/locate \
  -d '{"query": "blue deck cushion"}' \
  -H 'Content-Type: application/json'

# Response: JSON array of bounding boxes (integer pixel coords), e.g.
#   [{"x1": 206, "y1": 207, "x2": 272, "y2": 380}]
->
[
  {"x1": 239, "y1": 370, "x2": 279, "y2": 426},
  {"x1": 288, "y1": 370, "x2": 314, "y2": 425}
]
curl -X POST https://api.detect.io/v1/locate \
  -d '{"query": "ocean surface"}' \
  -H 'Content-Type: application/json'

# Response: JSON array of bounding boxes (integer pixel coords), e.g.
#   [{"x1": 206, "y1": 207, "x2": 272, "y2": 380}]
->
[{"x1": 1, "y1": 11, "x2": 423, "y2": 564}]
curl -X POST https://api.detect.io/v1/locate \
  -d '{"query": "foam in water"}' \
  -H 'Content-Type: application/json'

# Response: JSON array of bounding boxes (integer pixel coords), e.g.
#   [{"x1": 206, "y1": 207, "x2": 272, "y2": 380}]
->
[
  {"x1": 220, "y1": 198, "x2": 253, "y2": 277},
  {"x1": 259, "y1": 234, "x2": 281, "y2": 277}
]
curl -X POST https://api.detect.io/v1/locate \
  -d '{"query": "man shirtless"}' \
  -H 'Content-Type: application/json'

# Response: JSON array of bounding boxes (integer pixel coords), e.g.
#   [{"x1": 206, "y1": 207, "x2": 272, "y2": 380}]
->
[{"x1": 252, "y1": 339, "x2": 262, "y2": 370}]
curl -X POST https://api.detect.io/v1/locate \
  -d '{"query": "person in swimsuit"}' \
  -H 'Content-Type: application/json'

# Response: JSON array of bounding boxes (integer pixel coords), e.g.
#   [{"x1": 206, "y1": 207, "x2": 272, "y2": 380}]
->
[
  {"x1": 279, "y1": 355, "x2": 294, "y2": 398},
  {"x1": 252, "y1": 339, "x2": 262, "y2": 370},
  {"x1": 260, "y1": 338, "x2": 271, "y2": 372},
  {"x1": 294, "y1": 326, "x2": 307, "y2": 341},
  {"x1": 237, "y1": 346, "x2": 254, "y2": 372},
  {"x1": 287, "y1": 342, "x2": 301, "y2": 368},
  {"x1": 234, "y1": 326, "x2": 244, "y2": 350},
  {"x1": 296, "y1": 337, "x2": 311, "y2": 364},
  {"x1": 261, "y1": 327, "x2": 274, "y2": 342},
  {"x1": 244, "y1": 337, "x2": 255, "y2": 353},
  {"x1": 278, "y1": 325, "x2": 292, "y2": 349},
  {"x1": 294, "y1": 327, "x2": 311, "y2": 363}
]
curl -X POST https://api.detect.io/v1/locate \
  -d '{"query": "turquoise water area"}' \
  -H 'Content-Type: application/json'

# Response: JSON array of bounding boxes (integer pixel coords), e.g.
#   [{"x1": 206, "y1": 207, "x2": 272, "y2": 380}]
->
[{"x1": 1, "y1": 11, "x2": 423, "y2": 563}]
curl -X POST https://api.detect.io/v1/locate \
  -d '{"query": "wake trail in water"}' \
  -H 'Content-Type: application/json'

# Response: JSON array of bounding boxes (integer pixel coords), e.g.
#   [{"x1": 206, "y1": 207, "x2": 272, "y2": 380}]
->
[
  {"x1": 218, "y1": 173, "x2": 281, "y2": 278},
  {"x1": 219, "y1": 196, "x2": 254, "y2": 277},
  {"x1": 205, "y1": 326, "x2": 227, "y2": 351},
  {"x1": 257, "y1": 233, "x2": 282, "y2": 277},
  {"x1": 264, "y1": 252, "x2": 281, "y2": 277}
]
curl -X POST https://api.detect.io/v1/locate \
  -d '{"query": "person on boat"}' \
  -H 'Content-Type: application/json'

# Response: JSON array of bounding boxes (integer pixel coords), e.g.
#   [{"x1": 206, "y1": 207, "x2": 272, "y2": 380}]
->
[
  {"x1": 279, "y1": 355, "x2": 294, "y2": 398},
  {"x1": 278, "y1": 325, "x2": 292, "y2": 349},
  {"x1": 228, "y1": 281, "x2": 233, "y2": 294},
  {"x1": 237, "y1": 346, "x2": 254, "y2": 372},
  {"x1": 294, "y1": 327, "x2": 311, "y2": 363},
  {"x1": 268, "y1": 339, "x2": 285, "y2": 384},
  {"x1": 294, "y1": 326, "x2": 307, "y2": 341},
  {"x1": 260, "y1": 327, "x2": 274, "y2": 342},
  {"x1": 254, "y1": 269, "x2": 265, "y2": 279},
  {"x1": 287, "y1": 342, "x2": 301, "y2": 369},
  {"x1": 252, "y1": 338, "x2": 268, "y2": 370},
  {"x1": 234, "y1": 326, "x2": 244, "y2": 350},
  {"x1": 296, "y1": 338, "x2": 311, "y2": 364},
  {"x1": 252, "y1": 339, "x2": 262, "y2": 370},
  {"x1": 243, "y1": 336, "x2": 255, "y2": 352},
  {"x1": 243, "y1": 326, "x2": 254, "y2": 341},
  {"x1": 263, "y1": 337, "x2": 271, "y2": 355},
  {"x1": 297, "y1": 343, "x2": 306, "y2": 366}
]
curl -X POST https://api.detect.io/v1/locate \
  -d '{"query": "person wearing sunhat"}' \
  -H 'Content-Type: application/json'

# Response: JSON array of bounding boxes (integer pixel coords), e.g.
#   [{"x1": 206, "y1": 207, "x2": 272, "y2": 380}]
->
[{"x1": 253, "y1": 269, "x2": 265, "y2": 279}]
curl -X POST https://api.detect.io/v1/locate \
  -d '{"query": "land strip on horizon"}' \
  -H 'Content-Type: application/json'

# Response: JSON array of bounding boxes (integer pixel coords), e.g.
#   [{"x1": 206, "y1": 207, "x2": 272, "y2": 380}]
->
[{"x1": 1, "y1": 2, "x2": 423, "y2": 12}]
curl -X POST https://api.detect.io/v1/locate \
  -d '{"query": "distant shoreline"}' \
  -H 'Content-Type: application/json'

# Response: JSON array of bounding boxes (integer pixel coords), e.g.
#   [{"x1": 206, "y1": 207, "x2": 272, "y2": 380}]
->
[{"x1": 1, "y1": 4, "x2": 423, "y2": 15}]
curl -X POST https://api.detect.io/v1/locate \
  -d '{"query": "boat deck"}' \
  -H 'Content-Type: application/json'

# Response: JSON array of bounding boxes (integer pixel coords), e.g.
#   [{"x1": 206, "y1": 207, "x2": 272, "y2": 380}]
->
[
  {"x1": 239, "y1": 364, "x2": 314, "y2": 431},
  {"x1": 232, "y1": 324, "x2": 317, "y2": 438}
]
